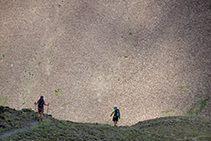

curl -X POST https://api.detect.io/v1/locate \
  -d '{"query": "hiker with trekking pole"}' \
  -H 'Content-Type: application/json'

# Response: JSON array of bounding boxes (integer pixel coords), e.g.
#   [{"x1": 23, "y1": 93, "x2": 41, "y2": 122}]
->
[{"x1": 34, "y1": 96, "x2": 49, "y2": 121}]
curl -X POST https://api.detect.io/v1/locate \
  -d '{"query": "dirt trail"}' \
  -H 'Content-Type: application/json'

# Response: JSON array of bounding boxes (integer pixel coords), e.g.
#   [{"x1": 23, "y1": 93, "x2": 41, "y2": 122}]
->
[{"x1": 0, "y1": 121, "x2": 39, "y2": 140}]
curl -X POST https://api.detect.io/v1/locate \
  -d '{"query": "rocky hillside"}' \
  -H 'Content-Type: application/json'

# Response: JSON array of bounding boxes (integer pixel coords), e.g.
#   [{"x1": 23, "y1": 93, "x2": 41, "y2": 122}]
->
[
  {"x1": 0, "y1": 106, "x2": 211, "y2": 140},
  {"x1": 0, "y1": 0, "x2": 211, "y2": 125}
]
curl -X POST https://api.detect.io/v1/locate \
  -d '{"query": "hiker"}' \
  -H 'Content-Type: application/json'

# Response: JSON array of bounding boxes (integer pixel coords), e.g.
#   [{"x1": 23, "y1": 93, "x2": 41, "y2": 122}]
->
[
  {"x1": 34, "y1": 96, "x2": 49, "y2": 121},
  {"x1": 110, "y1": 105, "x2": 120, "y2": 126}
]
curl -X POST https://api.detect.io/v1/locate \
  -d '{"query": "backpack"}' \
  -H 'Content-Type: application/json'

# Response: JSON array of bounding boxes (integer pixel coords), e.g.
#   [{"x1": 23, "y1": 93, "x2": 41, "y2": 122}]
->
[
  {"x1": 114, "y1": 109, "x2": 120, "y2": 117},
  {"x1": 38, "y1": 98, "x2": 44, "y2": 108}
]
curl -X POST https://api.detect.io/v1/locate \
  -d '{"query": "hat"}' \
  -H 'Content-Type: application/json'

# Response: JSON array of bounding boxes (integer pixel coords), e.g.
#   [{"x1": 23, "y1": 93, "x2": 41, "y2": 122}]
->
[
  {"x1": 41, "y1": 96, "x2": 44, "y2": 98},
  {"x1": 114, "y1": 105, "x2": 117, "y2": 110}
]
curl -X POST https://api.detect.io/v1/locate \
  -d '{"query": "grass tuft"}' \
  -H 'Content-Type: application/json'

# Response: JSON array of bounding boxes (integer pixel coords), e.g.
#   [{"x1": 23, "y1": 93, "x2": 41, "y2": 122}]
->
[
  {"x1": 186, "y1": 97, "x2": 210, "y2": 116},
  {"x1": 55, "y1": 89, "x2": 62, "y2": 96},
  {"x1": 62, "y1": 103, "x2": 67, "y2": 107},
  {"x1": 0, "y1": 96, "x2": 8, "y2": 106}
]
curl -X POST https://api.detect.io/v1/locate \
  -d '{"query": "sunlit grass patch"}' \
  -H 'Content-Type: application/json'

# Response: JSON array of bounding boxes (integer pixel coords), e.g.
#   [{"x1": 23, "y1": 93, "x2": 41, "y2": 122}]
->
[
  {"x1": 61, "y1": 103, "x2": 67, "y2": 107},
  {"x1": 186, "y1": 97, "x2": 210, "y2": 116},
  {"x1": 162, "y1": 109, "x2": 174, "y2": 117},
  {"x1": 0, "y1": 54, "x2": 5, "y2": 60},
  {"x1": 0, "y1": 96, "x2": 8, "y2": 106},
  {"x1": 55, "y1": 89, "x2": 62, "y2": 96}
]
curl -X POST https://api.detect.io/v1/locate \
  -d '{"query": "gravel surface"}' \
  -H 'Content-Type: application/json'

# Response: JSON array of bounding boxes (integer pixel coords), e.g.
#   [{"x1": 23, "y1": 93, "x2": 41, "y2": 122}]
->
[{"x1": 0, "y1": 0, "x2": 210, "y2": 125}]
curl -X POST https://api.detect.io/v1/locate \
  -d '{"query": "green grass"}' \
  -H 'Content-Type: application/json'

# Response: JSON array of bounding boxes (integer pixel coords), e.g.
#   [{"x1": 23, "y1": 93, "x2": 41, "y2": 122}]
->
[
  {"x1": 58, "y1": 5, "x2": 61, "y2": 8},
  {"x1": 38, "y1": 62, "x2": 41, "y2": 66},
  {"x1": 186, "y1": 97, "x2": 210, "y2": 116},
  {"x1": 179, "y1": 84, "x2": 190, "y2": 91},
  {"x1": 162, "y1": 109, "x2": 174, "y2": 117},
  {"x1": 61, "y1": 103, "x2": 67, "y2": 107},
  {"x1": 2, "y1": 112, "x2": 211, "y2": 141},
  {"x1": 179, "y1": 86, "x2": 185, "y2": 91},
  {"x1": 0, "y1": 96, "x2": 8, "y2": 106},
  {"x1": 186, "y1": 84, "x2": 190, "y2": 89},
  {"x1": 3, "y1": 111, "x2": 12, "y2": 118},
  {"x1": 20, "y1": 90, "x2": 28, "y2": 100},
  {"x1": 1, "y1": 54, "x2": 5, "y2": 60},
  {"x1": 55, "y1": 89, "x2": 62, "y2": 96},
  {"x1": 162, "y1": 106, "x2": 178, "y2": 117},
  {"x1": 129, "y1": 32, "x2": 132, "y2": 35},
  {"x1": 179, "y1": 84, "x2": 190, "y2": 96}
]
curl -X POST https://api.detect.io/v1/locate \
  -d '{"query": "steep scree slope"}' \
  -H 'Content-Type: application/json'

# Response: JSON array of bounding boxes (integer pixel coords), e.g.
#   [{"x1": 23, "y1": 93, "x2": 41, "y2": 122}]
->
[{"x1": 0, "y1": 0, "x2": 211, "y2": 125}]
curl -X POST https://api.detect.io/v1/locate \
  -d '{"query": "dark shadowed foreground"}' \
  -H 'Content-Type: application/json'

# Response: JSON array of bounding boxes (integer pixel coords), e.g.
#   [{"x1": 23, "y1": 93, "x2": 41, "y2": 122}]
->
[{"x1": 0, "y1": 106, "x2": 211, "y2": 140}]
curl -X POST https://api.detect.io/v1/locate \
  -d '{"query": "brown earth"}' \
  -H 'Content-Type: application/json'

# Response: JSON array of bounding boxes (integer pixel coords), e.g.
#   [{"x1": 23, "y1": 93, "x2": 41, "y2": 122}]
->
[{"x1": 0, "y1": 0, "x2": 211, "y2": 126}]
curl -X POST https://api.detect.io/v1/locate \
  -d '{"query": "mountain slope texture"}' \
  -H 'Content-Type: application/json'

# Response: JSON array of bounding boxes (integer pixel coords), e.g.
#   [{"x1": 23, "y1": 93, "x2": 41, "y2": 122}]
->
[{"x1": 0, "y1": 0, "x2": 211, "y2": 127}]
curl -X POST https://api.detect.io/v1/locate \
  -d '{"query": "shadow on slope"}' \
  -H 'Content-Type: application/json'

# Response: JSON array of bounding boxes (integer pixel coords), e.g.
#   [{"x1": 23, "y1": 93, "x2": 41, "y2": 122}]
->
[{"x1": 0, "y1": 106, "x2": 211, "y2": 140}]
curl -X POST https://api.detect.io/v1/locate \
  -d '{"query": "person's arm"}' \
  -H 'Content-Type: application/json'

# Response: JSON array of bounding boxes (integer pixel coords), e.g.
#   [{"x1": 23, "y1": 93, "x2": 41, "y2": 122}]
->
[
  {"x1": 44, "y1": 100, "x2": 49, "y2": 106},
  {"x1": 44, "y1": 103, "x2": 49, "y2": 106},
  {"x1": 110, "y1": 109, "x2": 114, "y2": 117}
]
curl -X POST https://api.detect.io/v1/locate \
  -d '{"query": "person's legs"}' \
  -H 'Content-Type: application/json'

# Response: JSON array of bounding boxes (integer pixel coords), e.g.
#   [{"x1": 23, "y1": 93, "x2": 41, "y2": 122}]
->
[
  {"x1": 113, "y1": 117, "x2": 118, "y2": 126},
  {"x1": 40, "y1": 110, "x2": 44, "y2": 121},
  {"x1": 114, "y1": 121, "x2": 117, "y2": 126},
  {"x1": 38, "y1": 110, "x2": 41, "y2": 121},
  {"x1": 41, "y1": 113, "x2": 43, "y2": 120}
]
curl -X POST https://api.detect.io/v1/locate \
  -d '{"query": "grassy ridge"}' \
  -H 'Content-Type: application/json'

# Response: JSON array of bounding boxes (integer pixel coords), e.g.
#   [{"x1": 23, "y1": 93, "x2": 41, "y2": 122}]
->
[
  {"x1": 1, "y1": 106, "x2": 211, "y2": 140},
  {"x1": 2, "y1": 119, "x2": 161, "y2": 140}
]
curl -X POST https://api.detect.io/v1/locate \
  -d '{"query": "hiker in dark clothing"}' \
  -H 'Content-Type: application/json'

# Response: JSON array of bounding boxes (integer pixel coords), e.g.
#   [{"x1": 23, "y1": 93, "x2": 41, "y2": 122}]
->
[
  {"x1": 110, "y1": 105, "x2": 120, "y2": 126},
  {"x1": 34, "y1": 96, "x2": 49, "y2": 121}
]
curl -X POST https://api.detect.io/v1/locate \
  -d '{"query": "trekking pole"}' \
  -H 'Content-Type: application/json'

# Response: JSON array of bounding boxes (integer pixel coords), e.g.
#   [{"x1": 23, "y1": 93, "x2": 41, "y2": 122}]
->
[
  {"x1": 47, "y1": 103, "x2": 49, "y2": 113},
  {"x1": 34, "y1": 102, "x2": 36, "y2": 120},
  {"x1": 46, "y1": 103, "x2": 49, "y2": 118}
]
